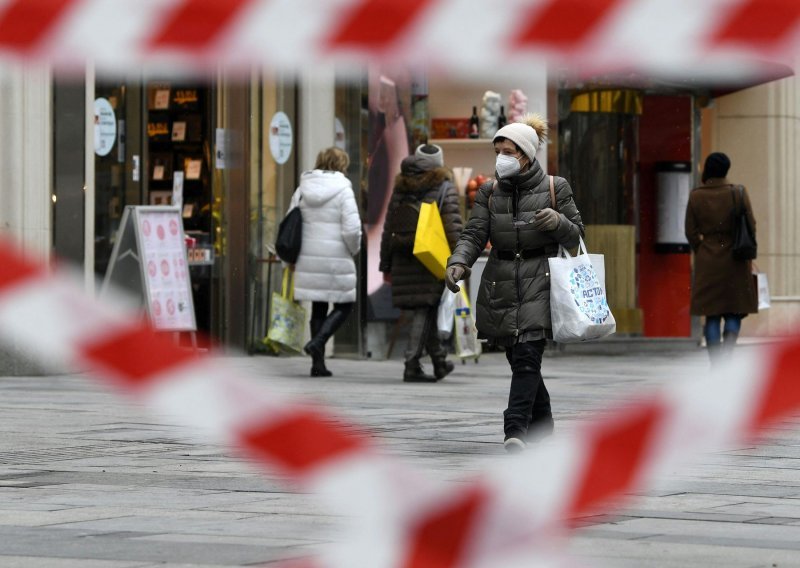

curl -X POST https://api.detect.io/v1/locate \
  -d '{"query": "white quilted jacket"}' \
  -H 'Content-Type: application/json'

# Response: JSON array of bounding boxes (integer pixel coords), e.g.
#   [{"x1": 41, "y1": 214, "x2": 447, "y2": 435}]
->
[{"x1": 288, "y1": 170, "x2": 361, "y2": 303}]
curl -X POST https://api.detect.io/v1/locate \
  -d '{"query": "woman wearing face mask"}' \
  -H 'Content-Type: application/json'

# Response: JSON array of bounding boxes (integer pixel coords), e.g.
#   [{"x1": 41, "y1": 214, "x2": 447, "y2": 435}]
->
[{"x1": 445, "y1": 114, "x2": 584, "y2": 453}]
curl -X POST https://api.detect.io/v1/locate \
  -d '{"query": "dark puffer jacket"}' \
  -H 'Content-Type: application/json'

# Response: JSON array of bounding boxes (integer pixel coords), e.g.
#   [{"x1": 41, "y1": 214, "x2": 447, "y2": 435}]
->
[
  {"x1": 447, "y1": 161, "x2": 584, "y2": 343},
  {"x1": 379, "y1": 158, "x2": 464, "y2": 308}
]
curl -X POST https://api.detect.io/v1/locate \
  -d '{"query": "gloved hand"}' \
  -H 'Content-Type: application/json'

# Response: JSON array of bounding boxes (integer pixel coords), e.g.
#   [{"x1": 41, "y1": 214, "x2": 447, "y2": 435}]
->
[
  {"x1": 445, "y1": 264, "x2": 470, "y2": 293},
  {"x1": 533, "y1": 208, "x2": 561, "y2": 231}
]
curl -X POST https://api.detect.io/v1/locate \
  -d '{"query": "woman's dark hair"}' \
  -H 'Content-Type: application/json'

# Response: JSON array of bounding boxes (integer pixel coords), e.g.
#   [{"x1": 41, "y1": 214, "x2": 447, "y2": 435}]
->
[
  {"x1": 701, "y1": 152, "x2": 731, "y2": 182},
  {"x1": 493, "y1": 136, "x2": 523, "y2": 155}
]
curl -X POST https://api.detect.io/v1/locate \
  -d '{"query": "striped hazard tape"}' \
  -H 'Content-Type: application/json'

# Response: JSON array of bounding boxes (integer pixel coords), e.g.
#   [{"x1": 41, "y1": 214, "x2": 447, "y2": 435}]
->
[
  {"x1": 0, "y1": 0, "x2": 798, "y2": 75},
  {"x1": 2, "y1": 237, "x2": 800, "y2": 568}
]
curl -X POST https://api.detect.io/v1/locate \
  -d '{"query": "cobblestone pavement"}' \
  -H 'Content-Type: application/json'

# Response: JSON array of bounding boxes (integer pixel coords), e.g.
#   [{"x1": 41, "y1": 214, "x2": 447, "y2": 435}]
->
[{"x1": 2, "y1": 346, "x2": 800, "y2": 567}]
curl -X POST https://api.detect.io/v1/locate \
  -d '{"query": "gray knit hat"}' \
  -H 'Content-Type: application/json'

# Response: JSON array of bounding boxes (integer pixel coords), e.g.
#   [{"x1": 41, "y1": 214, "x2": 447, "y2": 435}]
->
[
  {"x1": 414, "y1": 144, "x2": 444, "y2": 171},
  {"x1": 493, "y1": 122, "x2": 539, "y2": 163}
]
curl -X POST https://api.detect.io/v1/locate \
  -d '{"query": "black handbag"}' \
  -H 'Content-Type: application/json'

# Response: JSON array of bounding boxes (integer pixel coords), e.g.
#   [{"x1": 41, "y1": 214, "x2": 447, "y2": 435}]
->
[
  {"x1": 275, "y1": 196, "x2": 303, "y2": 264},
  {"x1": 731, "y1": 185, "x2": 757, "y2": 261}
]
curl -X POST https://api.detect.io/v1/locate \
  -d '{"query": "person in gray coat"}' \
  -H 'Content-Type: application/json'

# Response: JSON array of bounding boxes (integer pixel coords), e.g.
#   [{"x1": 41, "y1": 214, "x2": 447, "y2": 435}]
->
[
  {"x1": 445, "y1": 115, "x2": 584, "y2": 453},
  {"x1": 380, "y1": 144, "x2": 464, "y2": 382}
]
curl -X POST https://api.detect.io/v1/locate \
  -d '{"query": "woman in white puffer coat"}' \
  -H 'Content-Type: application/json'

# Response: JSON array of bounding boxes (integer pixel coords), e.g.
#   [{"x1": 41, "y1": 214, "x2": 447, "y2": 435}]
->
[{"x1": 287, "y1": 147, "x2": 362, "y2": 376}]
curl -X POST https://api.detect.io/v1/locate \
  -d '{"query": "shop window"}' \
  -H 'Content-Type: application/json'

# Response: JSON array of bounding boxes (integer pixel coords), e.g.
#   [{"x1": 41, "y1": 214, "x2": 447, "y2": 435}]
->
[{"x1": 557, "y1": 89, "x2": 641, "y2": 226}]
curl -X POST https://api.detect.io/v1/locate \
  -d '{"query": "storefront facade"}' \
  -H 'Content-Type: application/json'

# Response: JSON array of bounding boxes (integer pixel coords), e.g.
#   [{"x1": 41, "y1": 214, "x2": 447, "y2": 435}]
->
[
  {"x1": 554, "y1": 86, "x2": 696, "y2": 337},
  {"x1": 3, "y1": 62, "x2": 798, "y2": 369},
  {"x1": 48, "y1": 69, "x2": 323, "y2": 353}
]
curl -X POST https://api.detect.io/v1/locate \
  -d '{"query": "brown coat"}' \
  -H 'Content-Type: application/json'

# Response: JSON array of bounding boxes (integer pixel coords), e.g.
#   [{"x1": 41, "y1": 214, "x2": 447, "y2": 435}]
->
[
  {"x1": 379, "y1": 162, "x2": 464, "y2": 308},
  {"x1": 684, "y1": 178, "x2": 758, "y2": 316}
]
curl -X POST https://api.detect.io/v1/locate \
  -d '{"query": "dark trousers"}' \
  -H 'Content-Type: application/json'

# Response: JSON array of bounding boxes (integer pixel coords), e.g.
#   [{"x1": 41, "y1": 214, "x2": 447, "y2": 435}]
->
[
  {"x1": 309, "y1": 301, "x2": 354, "y2": 348},
  {"x1": 311, "y1": 301, "x2": 353, "y2": 323},
  {"x1": 503, "y1": 340, "x2": 553, "y2": 438},
  {"x1": 404, "y1": 306, "x2": 447, "y2": 364}
]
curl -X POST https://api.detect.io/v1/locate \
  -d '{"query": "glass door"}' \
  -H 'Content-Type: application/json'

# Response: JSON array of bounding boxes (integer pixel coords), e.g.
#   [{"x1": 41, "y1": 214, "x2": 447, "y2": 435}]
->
[{"x1": 93, "y1": 79, "x2": 144, "y2": 277}]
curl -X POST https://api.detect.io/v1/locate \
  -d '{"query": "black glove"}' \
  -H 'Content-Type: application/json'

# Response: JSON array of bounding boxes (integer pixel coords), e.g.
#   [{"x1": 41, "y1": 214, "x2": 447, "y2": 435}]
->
[
  {"x1": 445, "y1": 264, "x2": 470, "y2": 293},
  {"x1": 533, "y1": 208, "x2": 561, "y2": 231}
]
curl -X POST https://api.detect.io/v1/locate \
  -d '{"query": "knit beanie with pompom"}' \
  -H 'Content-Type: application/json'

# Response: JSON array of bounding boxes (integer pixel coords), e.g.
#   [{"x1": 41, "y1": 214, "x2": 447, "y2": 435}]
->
[{"x1": 492, "y1": 113, "x2": 548, "y2": 163}]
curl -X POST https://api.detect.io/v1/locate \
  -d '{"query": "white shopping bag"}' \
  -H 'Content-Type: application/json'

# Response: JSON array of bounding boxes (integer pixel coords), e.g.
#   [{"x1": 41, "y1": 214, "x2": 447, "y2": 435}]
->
[
  {"x1": 453, "y1": 285, "x2": 481, "y2": 359},
  {"x1": 437, "y1": 287, "x2": 457, "y2": 339},
  {"x1": 755, "y1": 272, "x2": 770, "y2": 311},
  {"x1": 548, "y1": 237, "x2": 616, "y2": 343}
]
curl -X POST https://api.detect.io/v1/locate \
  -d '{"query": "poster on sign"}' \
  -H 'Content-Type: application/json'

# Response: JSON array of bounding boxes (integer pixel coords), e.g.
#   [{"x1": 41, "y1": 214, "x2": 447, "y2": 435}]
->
[{"x1": 102, "y1": 206, "x2": 196, "y2": 332}]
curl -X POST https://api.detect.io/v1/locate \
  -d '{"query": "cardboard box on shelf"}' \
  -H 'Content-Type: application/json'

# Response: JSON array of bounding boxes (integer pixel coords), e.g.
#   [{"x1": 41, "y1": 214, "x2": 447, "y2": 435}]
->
[{"x1": 431, "y1": 118, "x2": 470, "y2": 139}]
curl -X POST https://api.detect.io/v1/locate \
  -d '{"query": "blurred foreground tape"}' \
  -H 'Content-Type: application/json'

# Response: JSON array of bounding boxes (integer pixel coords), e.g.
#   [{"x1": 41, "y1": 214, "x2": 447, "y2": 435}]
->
[
  {"x1": 0, "y1": 0, "x2": 799, "y2": 76},
  {"x1": 2, "y1": 237, "x2": 800, "y2": 568}
]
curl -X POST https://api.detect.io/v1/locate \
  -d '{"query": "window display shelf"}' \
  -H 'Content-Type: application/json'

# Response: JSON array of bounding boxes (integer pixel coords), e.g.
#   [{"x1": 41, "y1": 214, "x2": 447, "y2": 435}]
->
[
  {"x1": 429, "y1": 138, "x2": 497, "y2": 183},
  {"x1": 429, "y1": 138, "x2": 490, "y2": 147}
]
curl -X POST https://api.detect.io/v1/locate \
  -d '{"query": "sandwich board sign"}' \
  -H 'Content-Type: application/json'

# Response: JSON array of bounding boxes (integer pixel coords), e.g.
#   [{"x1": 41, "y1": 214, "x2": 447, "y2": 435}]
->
[{"x1": 102, "y1": 205, "x2": 196, "y2": 331}]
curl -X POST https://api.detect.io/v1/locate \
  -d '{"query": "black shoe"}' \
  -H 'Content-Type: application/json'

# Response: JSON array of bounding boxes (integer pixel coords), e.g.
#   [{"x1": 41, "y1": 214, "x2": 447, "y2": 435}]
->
[
  {"x1": 403, "y1": 362, "x2": 438, "y2": 382},
  {"x1": 303, "y1": 340, "x2": 321, "y2": 358},
  {"x1": 310, "y1": 364, "x2": 332, "y2": 377},
  {"x1": 305, "y1": 341, "x2": 331, "y2": 377},
  {"x1": 432, "y1": 359, "x2": 454, "y2": 380}
]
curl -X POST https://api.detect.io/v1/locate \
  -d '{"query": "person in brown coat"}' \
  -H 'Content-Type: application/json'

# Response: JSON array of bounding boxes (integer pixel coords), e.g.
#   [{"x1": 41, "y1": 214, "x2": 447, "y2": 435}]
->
[
  {"x1": 685, "y1": 152, "x2": 758, "y2": 365},
  {"x1": 379, "y1": 144, "x2": 464, "y2": 382}
]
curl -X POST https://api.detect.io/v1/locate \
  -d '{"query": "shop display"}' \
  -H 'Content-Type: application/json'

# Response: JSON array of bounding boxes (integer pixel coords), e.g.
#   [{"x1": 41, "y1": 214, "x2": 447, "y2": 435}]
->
[
  {"x1": 508, "y1": 89, "x2": 528, "y2": 123},
  {"x1": 451, "y1": 167, "x2": 472, "y2": 198},
  {"x1": 147, "y1": 113, "x2": 170, "y2": 142},
  {"x1": 479, "y1": 90, "x2": 502, "y2": 138},
  {"x1": 410, "y1": 75, "x2": 429, "y2": 148},
  {"x1": 149, "y1": 152, "x2": 173, "y2": 181},
  {"x1": 466, "y1": 174, "x2": 488, "y2": 208},
  {"x1": 146, "y1": 82, "x2": 210, "y2": 234},
  {"x1": 431, "y1": 118, "x2": 470, "y2": 139},
  {"x1": 469, "y1": 106, "x2": 480, "y2": 138}
]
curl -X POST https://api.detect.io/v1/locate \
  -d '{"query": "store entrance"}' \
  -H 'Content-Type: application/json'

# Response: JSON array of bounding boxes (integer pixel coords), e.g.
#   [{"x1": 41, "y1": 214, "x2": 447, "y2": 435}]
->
[
  {"x1": 558, "y1": 89, "x2": 643, "y2": 335},
  {"x1": 557, "y1": 89, "x2": 694, "y2": 337},
  {"x1": 93, "y1": 78, "x2": 217, "y2": 341}
]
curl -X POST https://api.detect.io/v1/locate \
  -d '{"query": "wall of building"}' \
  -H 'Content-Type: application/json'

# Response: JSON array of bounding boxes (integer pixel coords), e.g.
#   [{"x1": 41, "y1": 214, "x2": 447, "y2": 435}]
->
[
  {"x1": 704, "y1": 75, "x2": 800, "y2": 336},
  {"x1": 638, "y1": 96, "x2": 693, "y2": 337},
  {"x1": 0, "y1": 64, "x2": 52, "y2": 374},
  {"x1": 0, "y1": 64, "x2": 52, "y2": 260}
]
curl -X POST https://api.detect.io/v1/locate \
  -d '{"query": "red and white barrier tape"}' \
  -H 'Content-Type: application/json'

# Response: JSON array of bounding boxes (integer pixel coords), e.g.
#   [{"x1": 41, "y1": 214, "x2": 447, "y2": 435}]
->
[
  {"x1": 0, "y1": 0, "x2": 798, "y2": 75},
  {"x1": 2, "y1": 238, "x2": 800, "y2": 568}
]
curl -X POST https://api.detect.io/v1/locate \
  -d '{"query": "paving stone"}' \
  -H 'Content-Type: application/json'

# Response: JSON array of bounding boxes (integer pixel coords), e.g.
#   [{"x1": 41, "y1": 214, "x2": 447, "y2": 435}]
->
[
  {"x1": 3, "y1": 350, "x2": 800, "y2": 566},
  {"x1": 0, "y1": 557, "x2": 147, "y2": 568}
]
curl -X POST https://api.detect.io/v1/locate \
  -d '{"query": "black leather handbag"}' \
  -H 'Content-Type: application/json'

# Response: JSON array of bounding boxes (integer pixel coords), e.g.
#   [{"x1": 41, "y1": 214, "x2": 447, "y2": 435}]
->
[
  {"x1": 731, "y1": 185, "x2": 757, "y2": 261},
  {"x1": 275, "y1": 196, "x2": 303, "y2": 264}
]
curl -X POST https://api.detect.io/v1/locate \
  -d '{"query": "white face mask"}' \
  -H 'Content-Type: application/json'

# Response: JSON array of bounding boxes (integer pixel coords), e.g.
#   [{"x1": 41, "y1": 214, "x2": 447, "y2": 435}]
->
[{"x1": 495, "y1": 154, "x2": 522, "y2": 179}]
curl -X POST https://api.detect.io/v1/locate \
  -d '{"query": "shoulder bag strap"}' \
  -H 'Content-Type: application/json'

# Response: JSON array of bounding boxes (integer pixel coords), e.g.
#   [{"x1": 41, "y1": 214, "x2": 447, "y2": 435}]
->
[
  {"x1": 737, "y1": 185, "x2": 745, "y2": 216},
  {"x1": 436, "y1": 180, "x2": 448, "y2": 211},
  {"x1": 488, "y1": 180, "x2": 498, "y2": 209},
  {"x1": 730, "y1": 184, "x2": 742, "y2": 216},
  {"x1": 549, "y1": 175, "x2": 557, "y2": 211}
]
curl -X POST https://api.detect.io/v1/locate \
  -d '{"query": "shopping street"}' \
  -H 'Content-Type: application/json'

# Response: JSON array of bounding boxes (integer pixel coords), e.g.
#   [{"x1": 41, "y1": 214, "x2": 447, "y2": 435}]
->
[{"x1": 2, "y1": 346, "x2": 800, "y2": 567}]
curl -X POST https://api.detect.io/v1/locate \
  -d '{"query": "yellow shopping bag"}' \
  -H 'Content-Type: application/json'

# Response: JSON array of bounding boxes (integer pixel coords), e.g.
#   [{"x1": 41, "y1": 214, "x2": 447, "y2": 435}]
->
[
  {"x1": 413, "y1": 201, "x2": 450, "y2": 280},
  {"x1": 264, "y1": 269, "x2": 307, "y2": 354}
]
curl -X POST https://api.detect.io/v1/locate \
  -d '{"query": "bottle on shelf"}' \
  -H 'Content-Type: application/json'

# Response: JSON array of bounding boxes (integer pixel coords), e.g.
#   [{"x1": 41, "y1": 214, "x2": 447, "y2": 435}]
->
[
  {"x1": 469, "y1": 106, "x2": 479, "y2": 139},
  {"x1": 498, "y1": 105, "x2": 507, "y2": 129}
]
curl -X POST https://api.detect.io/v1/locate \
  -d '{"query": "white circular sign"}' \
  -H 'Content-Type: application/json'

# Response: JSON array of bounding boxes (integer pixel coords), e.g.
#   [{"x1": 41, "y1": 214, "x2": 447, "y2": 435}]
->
[
  {"x1": 93, "y1": 98, "x2": 117, "y2": 157},
  {"x1": 335, "y1": 117, "x2": 346, "y2": 150},
  {"x1": 269, "y1": 111, "x2": 293, "y2": 165}
]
